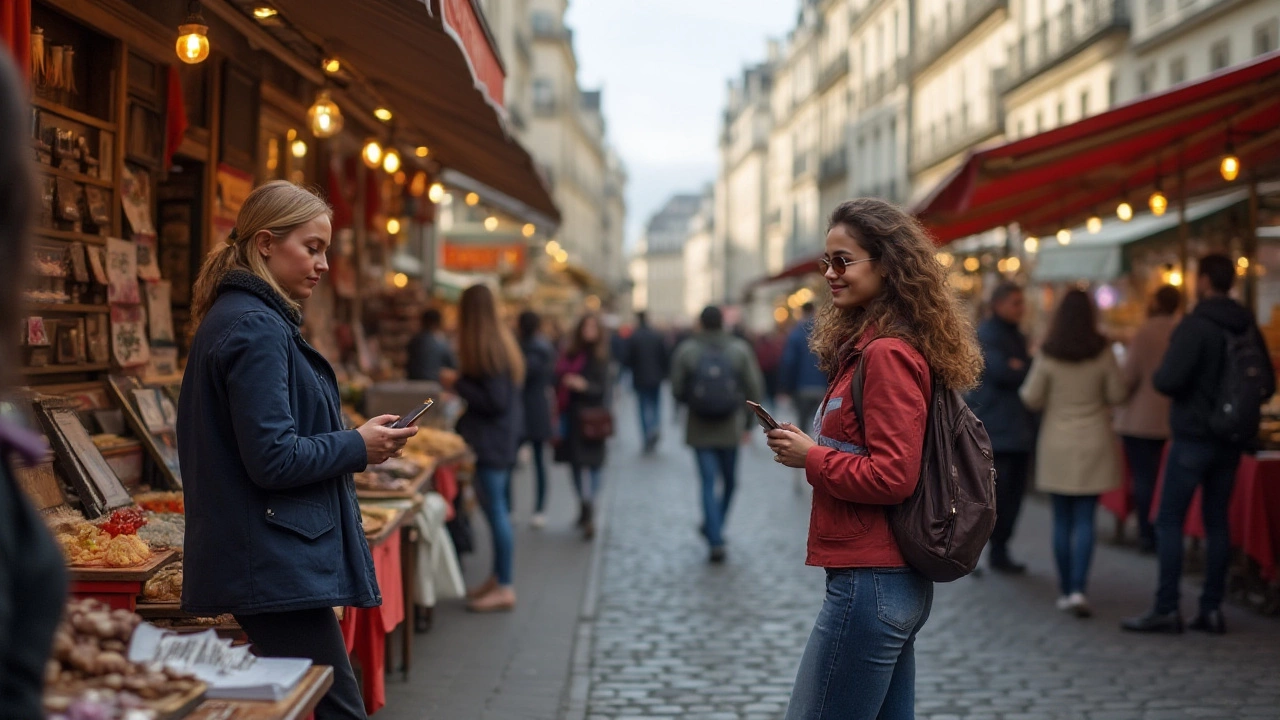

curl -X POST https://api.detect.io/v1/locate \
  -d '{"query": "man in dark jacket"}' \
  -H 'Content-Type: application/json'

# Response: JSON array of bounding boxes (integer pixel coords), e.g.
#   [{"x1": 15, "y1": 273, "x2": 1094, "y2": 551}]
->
[
  {"x1": 1123, "y1": 255, "x2": 1275, "y2": 635},
  {"x1": 966, "y1": 282, "x2": 1036, "y2": 574},
  {"x1": 406, "y1": 308, "x2": 456, "y2": 382},
  {"x1": 627, "y1": 311, "x2": 669, "y2": 453},
  {"x1": 779, "y1": 303, "x2": 827, "y2": 435}
]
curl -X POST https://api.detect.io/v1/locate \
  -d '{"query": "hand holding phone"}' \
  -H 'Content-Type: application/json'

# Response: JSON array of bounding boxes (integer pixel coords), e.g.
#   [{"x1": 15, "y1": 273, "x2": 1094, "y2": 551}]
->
[
  {"x1": 391, "y1": 399, "x2": 434, "y2": 429},
  {"x1": 745, "y1": 401, "x2": 780, "y2": 431}
]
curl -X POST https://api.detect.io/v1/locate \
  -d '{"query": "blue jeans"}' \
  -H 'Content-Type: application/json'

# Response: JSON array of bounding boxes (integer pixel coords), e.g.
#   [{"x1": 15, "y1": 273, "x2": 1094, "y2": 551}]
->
[
  {"x1": 522, "y1": 440, "x2": 549, "y2": 513},
  {"x1": 637, "y1": 386, "x2": 661, "y2": 443},
  {"x1": 1155, "y1": 439, "x2": 1240, "y2": 614},
  {"x1": 472, "y1": 466, "x2": 515, "y2": 586},
  {"x1": 1050, "y1": 494, "x2": 1098, "y2": 596},
  {"x1": 786, "y1": 568, "x2": 933, "y2": 720},
  {"x1": 694, "y1": 447, "x2": 738, "y2": 548},
  {"x1": 572, "y1": 465, "x2": 602, "y2": 502}
]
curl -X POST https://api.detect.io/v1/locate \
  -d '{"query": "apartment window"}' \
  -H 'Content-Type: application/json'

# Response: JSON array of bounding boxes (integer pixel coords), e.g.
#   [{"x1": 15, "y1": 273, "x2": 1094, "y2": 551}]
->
[
  {"x1": 1035, "y1": 111, "x2": 1043, "y2": 133},
  {"x1": 1017, "y1": 119, "x2": 1025, "y2": 138},
  {"x1": 1169, "y1": 56, "x2": 1186, "y2": 84},
  {"x1": 1256, "y1": 20, "x2": 1279, "y2": 55},
  {"x1": 1056, "y1": 102, "x2": 1065, "y2": 125},
  {"x1": 1080, "y1": 89, "x2": 1090, "y2": 116},
  {"x1": 1210, "y1": 39, "x2": 1230, "y2": 71},
  {"x1": 531, "y1": 10, "x2": 555, "y2": 33},
  {"x1": 532, "y1": 78, "x2": 553, "y2": 108},
  {"x1": 1108, "y1": 75, "x2": 1118, "y2": 107},
  {"x1": 1138, "y1": 65, "x2": 1155, "y2": 94}
]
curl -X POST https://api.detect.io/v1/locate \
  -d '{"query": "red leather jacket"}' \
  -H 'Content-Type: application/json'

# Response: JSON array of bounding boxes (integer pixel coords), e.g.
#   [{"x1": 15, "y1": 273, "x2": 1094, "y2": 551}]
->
[{"x1": 802, "y1": 333, "x2": 931, "y2": 568}]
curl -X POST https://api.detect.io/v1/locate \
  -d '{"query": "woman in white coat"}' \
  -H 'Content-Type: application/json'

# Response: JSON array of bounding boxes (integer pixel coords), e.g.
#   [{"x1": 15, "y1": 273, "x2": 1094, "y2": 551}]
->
[{"x1": 1020, "y1": 289, "x2": 1127, "y2": 618}]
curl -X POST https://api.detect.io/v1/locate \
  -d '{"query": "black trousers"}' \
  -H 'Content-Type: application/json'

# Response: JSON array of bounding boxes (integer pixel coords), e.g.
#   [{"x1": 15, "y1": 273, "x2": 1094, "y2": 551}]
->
[
  {"x1": 1121, "y1": 436, "x2": 1166, "y2": 546},
  {"x1": 235, "y1": 608, "x2": 367, "y2": 720},
  {"x1": 990, "y1": 451, "x2": 1031, "y2": 554}
]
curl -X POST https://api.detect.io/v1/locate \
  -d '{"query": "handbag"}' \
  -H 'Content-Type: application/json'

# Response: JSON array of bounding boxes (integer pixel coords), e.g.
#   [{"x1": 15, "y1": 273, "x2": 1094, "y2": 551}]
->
[{"x1": 578, "y1": 406, "x2": 614, "y2": 441}]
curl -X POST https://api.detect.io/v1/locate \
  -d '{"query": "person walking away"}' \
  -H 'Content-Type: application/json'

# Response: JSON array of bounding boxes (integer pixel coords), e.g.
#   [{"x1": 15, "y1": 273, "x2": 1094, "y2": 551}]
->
[
  {"x1": 0, "y1": 47, "x2": 69, "y2": 720},
  {"x1": 780, "y1": 302, "x2": 828, "y2": 435},
  {"x1": 180, "y1": 181, "x2": 418, "y2": 720},
  {"x1": 406, "y1": 307, "x2": 456, "y2": 382},
  {"x1": 765, "y1": 199, "x2": 981, "y2": 719},
  {"x1": 967, "y1": 282, "x2": 1036, "y2": 573},
  {"x1": 517, "y1": 311, "x2": 556, "y2": 529},
  {"x1": 555, "y1": 314, "x2": 612, "y2": 539},
  {"x1": 1114, "y1": 285, "x2": 1181, "y2": 553},
  {"x1": 445, "y1": 285, "x2": 525, "y2": 613},
  {"x1": 1123, "y1": 255, "x2": 1275, "y2": 634},
  {"x1": 754, "y1": 324, "x2": 787, "y2": 407},
  {"x1": 670, "y1": 305, "x2": 765, "y2": 563},
  {"x1": 627, "y1": 311, "x2": 669, "y2": 453},
  {"x1": 1019, "y1": 289, "x2": 1127, "y2": 618}
]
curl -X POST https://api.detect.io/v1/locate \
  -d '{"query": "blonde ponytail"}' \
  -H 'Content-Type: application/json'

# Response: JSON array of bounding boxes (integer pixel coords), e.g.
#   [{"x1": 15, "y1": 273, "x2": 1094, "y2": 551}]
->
[{"x1": 189, "y1": 181, "x2": 331, "y2": 333}]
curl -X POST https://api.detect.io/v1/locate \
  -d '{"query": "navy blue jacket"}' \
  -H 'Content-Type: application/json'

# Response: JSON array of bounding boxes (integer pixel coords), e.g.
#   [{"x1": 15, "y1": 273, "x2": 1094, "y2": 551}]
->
[
  {"x1": 456, "y1": 372, "x2": 523, "y2": 469},
  {"x1": 779, "y1": 319, "x2": 827, "y2": 395},
  {"x1": 966, "y1": 316, "x2": 1036, "y2": 453},
  {"x1": 177, "y1": 270, "x2": 378, "y2": 615},
  {"x1": 520, "y1": 336, "x2": 556, "y2": 443}
]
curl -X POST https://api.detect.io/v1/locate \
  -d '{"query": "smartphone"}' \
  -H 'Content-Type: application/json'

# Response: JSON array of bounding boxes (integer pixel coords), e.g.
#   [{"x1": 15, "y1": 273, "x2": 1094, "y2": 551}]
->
[
  {"x1": 390, "y1": 399, "x2": 434, "y2": 429},
  {"x1": 745, "y1": 401, "x2": 780, "y2": 430}
]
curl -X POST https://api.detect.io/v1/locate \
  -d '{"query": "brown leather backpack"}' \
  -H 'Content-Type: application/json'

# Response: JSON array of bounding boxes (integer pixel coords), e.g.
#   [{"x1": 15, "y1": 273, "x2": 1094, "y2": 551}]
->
[{"x1": 851, "y1": 344, "x2": 997, "y2": 582}]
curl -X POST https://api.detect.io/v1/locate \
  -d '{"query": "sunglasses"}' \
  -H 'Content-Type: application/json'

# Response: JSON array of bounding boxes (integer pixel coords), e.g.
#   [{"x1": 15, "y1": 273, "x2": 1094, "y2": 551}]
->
[{"x1": 818, "y1": 255, "x2": 878, "y2": 275}]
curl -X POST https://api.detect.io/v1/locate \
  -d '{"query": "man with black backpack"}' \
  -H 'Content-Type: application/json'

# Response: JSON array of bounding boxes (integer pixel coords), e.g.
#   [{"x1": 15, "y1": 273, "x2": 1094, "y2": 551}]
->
[
  {"x1": 1123, "y1": 254, "x2": 1275, "y2": 635},
  {"x1": 670, "y1": 306, "x2": 766, "y2": 563}
]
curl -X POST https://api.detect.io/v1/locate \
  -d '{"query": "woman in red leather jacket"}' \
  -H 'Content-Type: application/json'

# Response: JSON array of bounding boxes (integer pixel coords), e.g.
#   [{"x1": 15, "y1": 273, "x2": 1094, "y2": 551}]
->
[{"x1": 767, "y1": 198, "x2": 982, "y2": 720}]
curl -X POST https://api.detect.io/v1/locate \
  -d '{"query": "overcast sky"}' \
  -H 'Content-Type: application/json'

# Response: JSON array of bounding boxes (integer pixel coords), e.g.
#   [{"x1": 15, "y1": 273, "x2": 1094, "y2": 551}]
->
[{"x1": 564, "y1": 1, "x2": 797, "y2": 249}]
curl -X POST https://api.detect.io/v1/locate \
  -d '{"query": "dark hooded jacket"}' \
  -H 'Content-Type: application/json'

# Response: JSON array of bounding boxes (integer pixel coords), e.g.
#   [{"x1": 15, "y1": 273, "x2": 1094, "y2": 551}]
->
[{"x1": 1153, "y1": 295, "x2": 1275, "y2": 442}]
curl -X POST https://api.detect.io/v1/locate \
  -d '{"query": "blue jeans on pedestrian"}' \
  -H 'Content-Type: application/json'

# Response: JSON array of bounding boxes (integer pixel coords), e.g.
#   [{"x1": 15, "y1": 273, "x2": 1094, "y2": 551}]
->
[
  {"x1": 637, "y1": 386, "x2": 661, "y2": 444},
  {"x1": 472, "y1": 466, "x2": 515, "y2": 586},
  {"x1": 786, "y1": 568, "x2": 933, "y2": 720},
  {"x1": 572, "y1": 465, "x2": 603, "y2": 502},
  {"x1": 1050, "y1": 494, "x2": 1098, "y2": 596},
  {"x1": 522, "y1": 439, "x2": 549, "y2": 513},
  {"x1": 1155, "y1": 439, "x2": 1240, "y2": 615},
  {"x1": 694, "y1": 447, "x2": 738, "y2": 548}
]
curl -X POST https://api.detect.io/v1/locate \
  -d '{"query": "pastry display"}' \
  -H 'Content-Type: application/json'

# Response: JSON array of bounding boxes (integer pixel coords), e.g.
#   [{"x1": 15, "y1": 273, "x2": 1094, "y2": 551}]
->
[
  {"x1": 149, "y1": 614, "x2": 235, "y2": 630},
  {"x1": 141, "y1": 562, "x2": 182, "y2": 602},
  {"x1": 136, "y1": 513, "x2": 184, "y2": 553},
  {"x1": 354, "y1": 471, "x2": 411, "y2": 494},
  {"x1": 360, "y1": 505, "x2": 398, "y2": 537},
  {"x1": 133, "y1": 491, "x2": 184, "y2": 514},
  {"x1": 57, "y1": 521, "x2": 151, "y2": 568},
  {"x1": 405, "y1": 427, "x2": 468, "y2": 459}
]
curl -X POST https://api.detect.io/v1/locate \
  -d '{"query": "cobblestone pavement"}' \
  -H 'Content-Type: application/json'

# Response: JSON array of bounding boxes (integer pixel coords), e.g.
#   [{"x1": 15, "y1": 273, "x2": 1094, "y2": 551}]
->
[{"x1": 581, "y1": 394, "x2": 1280, "y2": 720}]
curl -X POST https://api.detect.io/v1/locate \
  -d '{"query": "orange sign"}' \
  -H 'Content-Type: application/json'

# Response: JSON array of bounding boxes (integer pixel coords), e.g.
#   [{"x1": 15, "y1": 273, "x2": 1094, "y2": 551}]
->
[{"x1": 442, "y1": 242, "x2": 525, "y2": 273}]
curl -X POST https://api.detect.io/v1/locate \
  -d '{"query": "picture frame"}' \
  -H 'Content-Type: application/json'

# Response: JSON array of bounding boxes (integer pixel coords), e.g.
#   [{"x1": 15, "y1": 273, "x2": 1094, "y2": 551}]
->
[
  {"x1": 56, "y1": 320, "x2": 85, "y2": 364},
  {"x1": 107, "y1": 374, "x2": 182, "y2": 489},
  {"x1": 34, "y1": 399, "x2": 132, "y2": 518}
]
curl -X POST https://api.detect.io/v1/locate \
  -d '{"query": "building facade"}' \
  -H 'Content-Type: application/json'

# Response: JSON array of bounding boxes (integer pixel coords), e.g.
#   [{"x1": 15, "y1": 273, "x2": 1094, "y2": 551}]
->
[{"x1": 632, "y1": 194, "x2": 705, "y2": 326}]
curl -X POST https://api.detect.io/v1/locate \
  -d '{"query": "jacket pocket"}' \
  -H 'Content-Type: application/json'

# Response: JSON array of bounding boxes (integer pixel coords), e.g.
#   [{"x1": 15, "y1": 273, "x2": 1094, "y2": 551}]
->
[
  {"x1": 812, "y1": 491, "x2": 870, "y2": 541},
  {"x1": 264, "y1": 494, "x2": 335, "y2": 540}
]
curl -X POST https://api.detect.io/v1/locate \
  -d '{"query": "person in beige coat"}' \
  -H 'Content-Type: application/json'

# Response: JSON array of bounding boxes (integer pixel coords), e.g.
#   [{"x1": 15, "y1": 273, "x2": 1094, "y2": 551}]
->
[
  {"x1": 1113, "y1": 285, "x2": 1181, "y2": 553},
  {"x1": 1020, "y1": 289, "x2": 1127, "y2": 618}
]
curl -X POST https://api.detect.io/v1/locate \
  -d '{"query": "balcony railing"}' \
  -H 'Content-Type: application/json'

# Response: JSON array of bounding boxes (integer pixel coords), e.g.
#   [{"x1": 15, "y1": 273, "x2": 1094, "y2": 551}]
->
[
  {"x1": 1001, "y1": 0, "x2": 1129, "y2": 91},
  {"x1": 910, "y1": 86, "x2": 1003, "y2": 172},
  {"x1": 792, "y1": 152, "x2": 814, "y2": 180},
  {"x1": 817, "y1": 54, "x2": 850, "y2": 92},
  {"x1": 819, "y1": 148, "x2": 848, "y2": 185},
  {"x1": 913, "y1": 0, "x2": 1008, "y2": 72},
  {"x1": 862, "y1": 57, "x2": 910, "y2": 108}
]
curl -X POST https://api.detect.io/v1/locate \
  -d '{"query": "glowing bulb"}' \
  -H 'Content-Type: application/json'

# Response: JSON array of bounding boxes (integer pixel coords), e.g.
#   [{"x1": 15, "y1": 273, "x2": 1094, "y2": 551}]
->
[
  {"x1": 1149, "y1": 191, "x2": 1168, "y2": 216},
  {"x1": 392, "y1": 273, "x2": 409, "y2": 288},
  {"x1": 253, "y1": 6, "x2": 277, "y2": 19},
  {"x1": 1220, "y1": 154, "x2": 1240, "y2": 182},
  {"x1": 382, "y1": 147, "x2": 401, "y2": 174},
  {"x1": 1116, "y1": 201, "x2": 1133, "y2": 222},
  {"x1": 1024, "y1": 236, "x2": 1039, "y2": 253},
  {"x1": 427, "y1": 182, "x2": 445, "y2": 203},
  {"x1": 774, "y1": 307, "x2": 790, "y2": 324},
  {"x1": 1086, "y1": 215, "x2": 1102, "y2": 234},
  {"x1": 1057, "y1": 228, "x2": 1071, "y2": 245},
  {"x1": 1006, "y1": 257, "x2": 1021, "y2": 273},
  {"x1": 362, "y1": 140, "x2": 383, "y2": 168},
  {"x1": 935, "y1": 252, "x2": 954, "y2": 267},
  {"x1": 176, "y1": 24, "x2": 210, "y2": 64},
  {"x1": 323, "y1": 57, "x2": 341, "y2": 74},
  {"x1": 410, "y1": 172, "x2": 427, "y2": 197},
  {"x1": 1168, "y1": 270, "x2": 1183, "y2": 287},
  {"x1": 415, "y1": 146, "x2": 430, "y2": 158},
  {"x1": 290, "y1": 139, "x2": 307, "y2": 158},
  {"x1": 307, "y1": 91, "x2": 343, "y2": 138},
  {"x1": 522, "y1": 223, "x2": 537, "y2": 238},
  {"x1": 1239, "y1": 257, "x2": 1250, "y2": 269},
  {"x1": 374, "y1": 107, "x2": 393, "y2": 122},
  {"x1": 386, "y1": 217, "x2": 401, "y2": 235},
  {"x1": 963, "y1": 257, "x2": 980, "y2": 272},
  {"x1": 546, "y1": 240, "x2": 562, "y2": 255},
  {"x1": 484, "y1": 216, "x2": 499, "y2": 232},
  {"x1": 465, "y1": 192, "x2": 480, "y2": 206},
  {"x1": 394, "y1": 171, "x2": 407, "y2": 186}
]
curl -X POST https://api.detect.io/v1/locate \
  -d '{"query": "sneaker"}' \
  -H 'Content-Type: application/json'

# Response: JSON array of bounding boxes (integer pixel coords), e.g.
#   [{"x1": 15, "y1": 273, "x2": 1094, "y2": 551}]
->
[
  {"x1": 1068, "y1": 592, "x2": 1092, "y2": 618},
  {"x1": 1056, "y1": 596, "x2": 1073, "y2": 612},
  {"x1": 530, "y1": 513, "x2": 547, "y2": 529},
  {"x1": 709, "y1": 546, "x2": 727, "y2": 564}
]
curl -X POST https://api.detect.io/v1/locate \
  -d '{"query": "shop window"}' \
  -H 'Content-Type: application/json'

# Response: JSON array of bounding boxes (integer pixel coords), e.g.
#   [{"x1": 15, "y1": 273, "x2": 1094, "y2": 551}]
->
[
  {"x1": 1210, "y1": 39, "x2": 1230, "y2": 71},
  {"x1": 1169, "y1": 56, "x2": 1186, "y2": 85},
  {"x1": 220, "y1": 64, "x2": 260, "y2": 172},
  {"x1": 1256, "y1": 20, "x2": 1279, "y2": 56}
]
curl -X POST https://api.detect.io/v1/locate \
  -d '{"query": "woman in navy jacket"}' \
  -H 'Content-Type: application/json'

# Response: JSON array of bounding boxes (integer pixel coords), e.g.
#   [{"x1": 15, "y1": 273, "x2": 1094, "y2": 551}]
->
[{"x1": 178, "y1": 181, "x2": 416, "y2": 720}]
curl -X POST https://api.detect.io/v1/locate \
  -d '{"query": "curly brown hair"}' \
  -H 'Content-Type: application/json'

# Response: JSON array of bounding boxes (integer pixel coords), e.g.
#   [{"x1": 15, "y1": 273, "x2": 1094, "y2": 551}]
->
[{"x1": 810, "y1": 198, "x2": 983, "y2": 390}]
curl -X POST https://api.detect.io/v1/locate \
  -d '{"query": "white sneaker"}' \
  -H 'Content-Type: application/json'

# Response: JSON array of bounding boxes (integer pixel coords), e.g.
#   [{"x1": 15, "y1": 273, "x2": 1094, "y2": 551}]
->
[
  {"x1": 1056, "y1": 595, "x2": 1073, "y2": 612},
  {"x1": 530, "y1": 513, "x2": 546, "y2": 529},
  {"x1": 1068, "y1": 592, "x2": 1092, "y2": 618}
]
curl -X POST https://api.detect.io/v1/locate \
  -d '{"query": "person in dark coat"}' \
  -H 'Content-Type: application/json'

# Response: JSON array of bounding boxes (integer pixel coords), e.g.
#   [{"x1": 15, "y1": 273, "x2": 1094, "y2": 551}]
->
[
  {"x1": 556, "y1": 314, "x2": 611, "y2": 539},
  {"x1": 179, "y1": 181, "x2": 417, "y2": 720},
  {"x1": 0, "y1": 46, "x2": 68, "y2": 719},
  {"x1": 446, "y1": 284, "x2": 525, "y2": 613},
  {"x1": 406, "y1": 307, "x2": 456, "y2": 381},
  {"x1": 780, "y1": 302, "x2": 828, "y2": 435},
  {"x1": 518, "y1": 310, "x2": 556, "y2": 528},
  {"x1": 966, "y1": 281, "x2": 1036, "y2": 574},
  {"x1": 1123, "y1": 255, "x2": 1275, "y2": 635},
  {"x1": 626, "y1": 311, "x2": 669, "y2": 453}
]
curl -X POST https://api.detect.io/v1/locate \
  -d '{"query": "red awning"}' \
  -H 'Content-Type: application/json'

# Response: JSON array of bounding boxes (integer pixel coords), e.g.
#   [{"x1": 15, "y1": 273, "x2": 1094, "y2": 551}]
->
[
  {"x1": 743, "y1": 255, "x2": 821, "y2": 298},
  {"x1": 915, "y1": 50, "x2": 1280, "y2": 245}
]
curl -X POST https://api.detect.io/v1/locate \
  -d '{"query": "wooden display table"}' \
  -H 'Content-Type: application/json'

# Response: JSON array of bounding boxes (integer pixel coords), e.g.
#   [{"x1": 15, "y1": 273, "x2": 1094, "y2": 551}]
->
[
  {"x1": 186, "y1": 666, "x2": 333, "y2": 720},
  {"x1": 69, "y1": 548, "x2": 180, "y2": 611}
]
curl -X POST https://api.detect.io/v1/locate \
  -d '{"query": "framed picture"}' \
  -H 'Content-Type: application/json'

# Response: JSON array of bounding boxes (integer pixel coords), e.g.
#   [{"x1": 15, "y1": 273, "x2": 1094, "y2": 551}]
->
[
  {"x1": 34, "y1": 399, "x2": 132, "y2": 518},
  {"x1": 107, "y1": 374, "x2": 182, "y2": 489},
  {"x1": 27, "y1": 317, "x2": 50, "y2": 346},
  {"x1": 56, "y1": 320, "x2": 85, "y2": 364}
]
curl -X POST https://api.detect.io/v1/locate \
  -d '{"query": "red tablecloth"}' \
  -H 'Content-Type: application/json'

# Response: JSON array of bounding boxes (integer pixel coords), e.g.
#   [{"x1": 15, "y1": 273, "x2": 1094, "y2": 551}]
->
[
  {"x1": 1101, "y1": 446, "x2": 1280, "y2": 581},
  {"x1": 340, "y1": 534, "x2": 404, "y2": 715}
]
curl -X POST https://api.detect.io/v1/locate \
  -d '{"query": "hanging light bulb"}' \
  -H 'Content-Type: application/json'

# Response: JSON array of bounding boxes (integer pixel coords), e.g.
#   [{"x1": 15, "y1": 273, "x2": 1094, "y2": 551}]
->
[
  {"x1": 252, "y1": 6, "x2": 277, "y2": 19},
  {"x1": 393, "y1": 273, "x2": 409, "y2": 288},
  {"x1": 465, "y1": 192, "x2": 480, "y2": 206},
  {"x1": 382, "y1": 147, "x2": 401, "y2": 174},
  {"x1": 1116, "y1": 201, "x2": 1133, "y2": 222},
  {"x1": 1220, "y1": 148, "x2": 1240, "y2": 182},
  {"x1": 322, "y1": 57, "x2": 341, "y2": 74},
  {"x1": 1024, "y1": 236, "x2": 1039, "y2": 253},
  {"x1": 415, "y1": 146, "x2": 430, "y2": 158},
  {"x1": 1006, "y1": 257, "x2": 1021, "y2": 273},
  {"x1": 175, "y1": 1, "x2": 210, "y2": 65},
  {"x1": 963, "y1": 257, "x2": 980, "y2": 272},
  {"x1": 307, "y1": 91, "x2": 343, "y2": 138},
  {"x1": 290, "y1": 139, "x2": 307, "y2": 158},
  {"x1": 1056, "y1": 228, "x2": 1072, "y2": 245},
  {"x1": 362, "y1": 139, "x2": 383, "y2": 169},
  {"x1": 484, "y1": 216, "x2": 499, "y2": 232},
  {"x1": 374, "y1": 107, "x2": 393, "y2": 122},
  {"x1": 1086, "y1": 215, "x2": 1102, "y2": 234},
  {"x1": 522, "y1": 223, "x2": 537, "y2": 238},
  {"x1": 427, "y1": 182, "x2": 445, "y2": 203},
  {"x1": 386, "y1": 217, "x2": 401, "y2": 235},
  {"x1": 1149, "y1": 190, "x2": 1168, "y2": 216},
  {"x1": 410, "y1": 172, "x2": 428, "y2": 197}
]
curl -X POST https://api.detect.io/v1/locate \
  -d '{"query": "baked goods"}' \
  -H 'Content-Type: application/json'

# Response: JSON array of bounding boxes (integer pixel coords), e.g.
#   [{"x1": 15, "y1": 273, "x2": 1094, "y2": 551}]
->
[
  {"x1": 136, "y1": 512, "x2": 184, "y2": 552},
  {"x1": 354, "y1": 471, "x2": 411, "y2": 494},
  {"x1": 360, "y1": 505, "x2": 399, "y2": 537},
  {"x1": 405, "y1": 427, "x2": 468, "y2": 459},
  {"x1": 141, "y1": 562, "x2": 182, "y2": 602},
  {"x1": 133, "y1": 491, "x2": 184, "y2": 514},
  {"x1": 59, "y1": 525, "x2": 151, "y2": 568}
]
